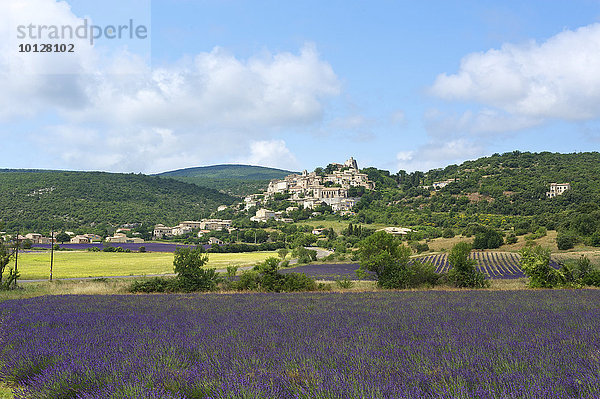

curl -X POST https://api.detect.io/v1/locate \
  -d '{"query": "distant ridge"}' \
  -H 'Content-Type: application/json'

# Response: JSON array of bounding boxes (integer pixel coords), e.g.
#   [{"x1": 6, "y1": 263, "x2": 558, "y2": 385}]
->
[
  {"x1": 158, "y1": 164, "x2": 296, "y2": 180},
  {"x1": 157, "y1": 164, "x2": 296, "y2": 197}
]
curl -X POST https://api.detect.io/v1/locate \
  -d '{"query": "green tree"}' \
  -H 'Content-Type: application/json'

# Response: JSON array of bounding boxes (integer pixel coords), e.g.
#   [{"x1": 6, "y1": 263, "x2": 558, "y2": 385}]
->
[
  {"x1": 0, "y1": 239, "x2": 18, "y2": 290},
  {"x1": 173, "y1": 247, "x2": 220, "y2": 292},
  {"x1": 556, "y1": 233, "x2": 576, "y2": 250},
  {"x1": 56, "y1": 232, "x2": 71, "y2": 244},
  {"x1": 357, "y1": 231, "x2": 438, "y2": 289},
  {"x1": 442, "y1": 228, "x2": 455, "y2": 238},
  {"x1": 519, "y1": 245, "x2": 560, "y2": 288},
  {"x1": 277, "y1": 248, "x2": 289, "y2": 259},
  {"x1": 472, "y1": 229, "x2": 504, "y2": 249},
  {"x1": 447, "y1": 242, "x2": 489, "y2": 288},
  {"x1": 0, "y1": 239, "x2": 14, "y2": 285}
]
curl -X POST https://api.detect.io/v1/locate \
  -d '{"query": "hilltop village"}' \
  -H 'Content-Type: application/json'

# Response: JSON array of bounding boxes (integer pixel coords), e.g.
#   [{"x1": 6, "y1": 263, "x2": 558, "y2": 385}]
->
[{"x1": 246, "y1": 157, "x2": 374, "y2": 220}]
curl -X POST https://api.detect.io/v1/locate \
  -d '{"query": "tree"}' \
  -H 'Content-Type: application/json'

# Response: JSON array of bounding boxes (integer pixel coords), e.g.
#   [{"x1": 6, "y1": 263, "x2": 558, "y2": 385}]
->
[
  {"x1": 447, "y1": 242, "x2": 489, "y2": 288},
  {"x1": 472, "y1": 228, "x2": 504, "y2": 249},
  {"x1": 519, "y1": 245, "x2": 560, "y2": 288},
  {"x1": 442, "y1": 228, "x2": 455, "y2": 238},
  {"x1": 56, "y1": 232, "x2": 71, "y2": 244},
  {"x1": 357, "y1": 231, "x2": 438, "y2": 289},
  {"x1": 556, "y1": 233, "x2": 576, "y2": 250},
  {"x1": 173, "y1": 247, "x2": 220, "y2": 292},
  {"x1": 0, "y1": 239, "x2": 14, "y2": 285},
  {"x1": 277, "y1": 248, "x2": 289, "y2": 259},
  {"x1": 0, "y1": 239, "x2": 18, "y2": 290}
]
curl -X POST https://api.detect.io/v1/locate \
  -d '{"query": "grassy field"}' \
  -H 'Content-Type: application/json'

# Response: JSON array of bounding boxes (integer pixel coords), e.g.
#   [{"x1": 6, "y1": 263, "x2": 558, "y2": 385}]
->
[
  {"x1": 296, "y1": 219, "x2": 388, "y2": 234},
  {"x1": 0, "y1": 384, "x2": 12, "y2": 399},
  {"x1": 424, "y1": 231, "x2": 563, "y2": 252},
  {"x1": 6, "y1": 251, "x2": 278, "y2": 280}
]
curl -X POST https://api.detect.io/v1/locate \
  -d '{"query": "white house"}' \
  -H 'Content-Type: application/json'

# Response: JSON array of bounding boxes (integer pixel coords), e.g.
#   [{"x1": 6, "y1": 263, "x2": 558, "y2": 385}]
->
[
  {"x1": 546, "y1": 183, "x2": 570, "y2": 198},
  {"x1": 70, "y1": 235, "x2": 91, "y2": 244},
  {"x1": 208, "y1": 237, "x2": 223, "y2": 245}
]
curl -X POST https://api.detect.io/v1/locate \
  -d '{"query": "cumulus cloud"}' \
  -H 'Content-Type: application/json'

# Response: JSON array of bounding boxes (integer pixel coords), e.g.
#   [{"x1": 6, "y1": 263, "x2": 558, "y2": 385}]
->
[
  {"x1": 390, "y1": 110, "x2": 405, "y2": 125},
  {"x1": 68, "y1": 44, "x2": 340, "y2": 131},
  {"x1": 0, "y1": 0, "x2": 340, "y2": 172},
  {"x1": 238, "y1": 140, "x2": 298, "y2": 170},
  {"x1": 431, "y1": 23, "x2": 600, "y2": 121},
  {"x1": 396, "y1": 139, "x2": 485, "y2": 172},
  {"x1": 424, "y1": 108, "x2": 542, "y2": 137}
]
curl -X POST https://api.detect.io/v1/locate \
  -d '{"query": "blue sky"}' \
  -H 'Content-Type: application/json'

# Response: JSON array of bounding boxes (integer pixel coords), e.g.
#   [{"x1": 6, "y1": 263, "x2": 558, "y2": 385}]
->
[{"x1": 2, "y1": 1, "x2": 600, "y2": 173}]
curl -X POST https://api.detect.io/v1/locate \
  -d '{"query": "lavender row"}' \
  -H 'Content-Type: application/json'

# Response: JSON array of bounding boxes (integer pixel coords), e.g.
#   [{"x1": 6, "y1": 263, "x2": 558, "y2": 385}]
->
[
  {"x1": 280, "y1": 263, "x2": 372, "y2": 280},
  {"x1": 415, "y1": 252, "x2": 557, "y2": 279},
  {"x1": 1, "y1": 292, "x2": 599, "y2": 398},
  {"x1": 287, "y1": 252, "x2": 531, "y2": 281}
]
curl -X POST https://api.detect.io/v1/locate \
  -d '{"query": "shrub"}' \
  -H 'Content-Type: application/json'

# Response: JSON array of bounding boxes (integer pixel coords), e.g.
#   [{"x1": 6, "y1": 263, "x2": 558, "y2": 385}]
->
[
  {"x1": 237, "y1": 257, "x2": 321, "y2": 292},
  {"x1": 589, "y1": 231, "x2": 600, "y2": 247},
  {"x1": 226, "y1": 265, "x2": 239, "y2": 279},
  {"x1": 234, "y1": 270, "x2": 261, "y2": 291},
  {"x1": 472, "y1": 229, "x2": 504, "y2": 249},
  {"x1": 138, "y1": 246, "x2": 146, "y2": 253},
  {"x1": 557, "y1": 233, "x2": 576, "y2": 250},
  {"x1": 87, "y1": 247, "x2": 100, "y2": 252},
  {"x1": 583, "y1": 270, "x2": 600, "y2": 287},
  {"x1": 280, "y1": 273, "x2": 317, "y2": 292},
  {"x1": 505, "y1": 234, "x2": 518, "y2": 245},
  {"x1": 442, "y1": 228, "x2": 455, "y2": 238},
  {"x1": 411, "y1": 242, "x2": 430, "y2": 254},
  {"x1": 129, "y1": 277, "x2": 176, "y2": 293},
  {"x1": 558, "y1": 256, "x2": 600, "y2": 287},
  {"x1": 280, "y1": 260, "x2": 290, "y2": 268},
  {"x1": 335, "y1": 277, "x2": 355, "y2": 289},
  {"x1": 293, "y1": 247, "x2": 317, "y2": 264},
  {"x1": 447, "y1": 242, "x2": 489, "y2": 288}
]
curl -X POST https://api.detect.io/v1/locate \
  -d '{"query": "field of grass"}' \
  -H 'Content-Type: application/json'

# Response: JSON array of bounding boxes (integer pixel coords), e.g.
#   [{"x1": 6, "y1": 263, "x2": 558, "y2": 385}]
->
[
  {"x1": 0, "y1": 384, "x2": 12, "y2": 399},
  {"x1": 296, "y1": 219, "x2": 388, "y2": 234},
  {"x1": 7, "y1": 251, "x2": 278, "y2": 280}
]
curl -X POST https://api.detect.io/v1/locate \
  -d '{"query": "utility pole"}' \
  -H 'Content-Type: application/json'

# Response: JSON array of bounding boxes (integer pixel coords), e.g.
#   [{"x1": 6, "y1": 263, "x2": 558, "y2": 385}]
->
[
  {"x1": 50, "y1": 229, "x2": 54, "y2": 281},
  {"x1": 13, "y1": 230, "x2": 19, "y2": 289}
]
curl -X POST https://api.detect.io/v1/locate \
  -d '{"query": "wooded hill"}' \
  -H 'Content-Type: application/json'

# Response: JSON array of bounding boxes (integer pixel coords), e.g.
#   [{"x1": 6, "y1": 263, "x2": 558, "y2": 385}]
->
[
  {"x1": 351, "y1": 151, "x2": 600, "y2": 245},
  {"x1": 0, "y1": 170, "x2": 236, "y2": 232},
  {"x1": 157, "y1": 164, "x2": 295, "y2": 197}
]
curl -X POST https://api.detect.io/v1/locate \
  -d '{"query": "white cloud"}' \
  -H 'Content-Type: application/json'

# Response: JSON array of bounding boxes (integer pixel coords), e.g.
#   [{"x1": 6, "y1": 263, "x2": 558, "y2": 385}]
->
[
  {"x1": 238, "y1": 140, "x2": 298, "y2": 170},
  {"x1": 424, "y1": 108, "x2": 542, "y2": 137},
  {"x1": 390, "y1": 110, "x2": 405, "y2": 125},
  {"x1": 0, "y1": 0, "x2": 340, "y2": 172},
  {"x1": 431, "y1": 23, "x2": 600, "y2": 121},
  {"x1": 396, "y1": 139, "x2": 485, "y2": 172}
]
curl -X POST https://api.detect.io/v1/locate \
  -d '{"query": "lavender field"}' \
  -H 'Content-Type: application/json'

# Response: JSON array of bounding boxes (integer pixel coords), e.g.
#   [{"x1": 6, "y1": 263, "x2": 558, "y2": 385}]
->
[
  {"x1": 284, "y1": 252, "x2": 546, "y2": 281},
  {"x1": 1, "y1": 291, "x2": 599, "y2": 398}
]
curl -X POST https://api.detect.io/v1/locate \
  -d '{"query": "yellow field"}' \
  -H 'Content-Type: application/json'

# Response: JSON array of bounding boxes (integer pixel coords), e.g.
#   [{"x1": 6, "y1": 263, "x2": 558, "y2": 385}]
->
[{"x1": 8, "y1": 251, "x2": 278, "y2": 280}]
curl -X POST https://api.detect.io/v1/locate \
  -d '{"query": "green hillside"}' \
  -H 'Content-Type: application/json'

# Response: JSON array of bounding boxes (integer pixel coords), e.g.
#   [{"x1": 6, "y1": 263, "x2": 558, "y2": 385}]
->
[
  {"x1": 0, "y1": 170, "x2": 236, "y2": 232},
  {"x1": 346, "y1": 151, "x2": 600, "y2": 248},
  {"x1": 158, "y1": 164, "x2": 295, "y2": 197}
]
